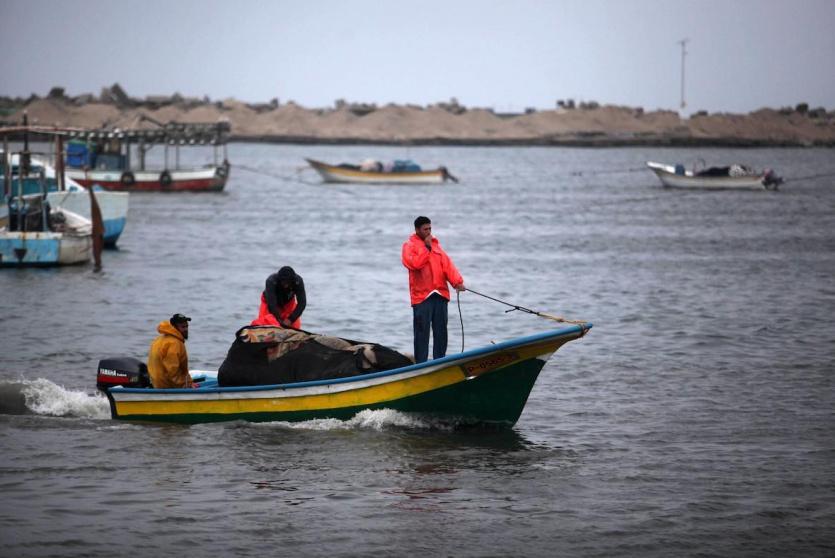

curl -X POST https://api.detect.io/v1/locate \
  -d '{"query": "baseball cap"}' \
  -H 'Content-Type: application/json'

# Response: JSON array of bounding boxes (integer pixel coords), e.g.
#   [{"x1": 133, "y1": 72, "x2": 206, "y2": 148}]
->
[{"x1": 170, "y1": 313, "x2": 192, "y2": 325}]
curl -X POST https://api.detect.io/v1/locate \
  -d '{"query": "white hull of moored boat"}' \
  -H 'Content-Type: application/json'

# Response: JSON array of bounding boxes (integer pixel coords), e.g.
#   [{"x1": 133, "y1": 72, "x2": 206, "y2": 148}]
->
[
  {"x1": 66, "y1": 166, "x2": 227, "y2": 192},
  {"x1": 646, "y1": 162, "x2": 769, "y2": 190},
  {"x1": 0, "y1": 231, "x2": 91, "y2": 266},
  {"x1": 46, "y1": 189, "x2": 129, "y2": 245}
]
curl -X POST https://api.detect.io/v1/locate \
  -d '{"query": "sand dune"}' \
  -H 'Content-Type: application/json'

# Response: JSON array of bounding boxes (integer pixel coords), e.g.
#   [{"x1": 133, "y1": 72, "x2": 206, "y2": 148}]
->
[{"x1": 5, "y1": 94, "x2": 834, "y2": 146}]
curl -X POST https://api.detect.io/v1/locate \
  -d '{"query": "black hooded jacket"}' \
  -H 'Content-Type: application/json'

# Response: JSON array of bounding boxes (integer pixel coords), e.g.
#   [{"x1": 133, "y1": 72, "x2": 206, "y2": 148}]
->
[{"x1": 264, "y1": 266, "x2": 306, "y2": 324}]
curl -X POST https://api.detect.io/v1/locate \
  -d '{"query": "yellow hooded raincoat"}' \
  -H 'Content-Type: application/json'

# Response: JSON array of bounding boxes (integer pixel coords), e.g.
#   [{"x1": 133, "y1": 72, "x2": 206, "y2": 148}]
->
[{"x1": 148, "y1": 321, "x2": 191, "y2": 388}]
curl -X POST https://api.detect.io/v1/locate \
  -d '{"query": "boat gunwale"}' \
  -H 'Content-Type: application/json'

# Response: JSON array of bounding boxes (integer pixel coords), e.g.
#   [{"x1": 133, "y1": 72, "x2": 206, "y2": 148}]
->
[{"x1": 111, "y1": 323, "x2": 591, "y2": 396}]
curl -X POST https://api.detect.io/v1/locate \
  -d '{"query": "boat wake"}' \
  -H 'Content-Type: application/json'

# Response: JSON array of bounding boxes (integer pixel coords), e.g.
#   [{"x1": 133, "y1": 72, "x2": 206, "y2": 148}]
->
[
  {"x1": 0, "y1": 379, "x2": 110, "y2": 419},
  {"x1": 254, "y1": 409, "x2": 458, "y2": 432},
  {"x1": 0, "y1": 379, "x2": 462, "y2": 430}
]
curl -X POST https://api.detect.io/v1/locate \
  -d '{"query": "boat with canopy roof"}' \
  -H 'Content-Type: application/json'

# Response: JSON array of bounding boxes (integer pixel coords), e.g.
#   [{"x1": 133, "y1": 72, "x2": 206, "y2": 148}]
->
[{"x1": 63, "y1": 119, "x2": 231, "y2": 192}]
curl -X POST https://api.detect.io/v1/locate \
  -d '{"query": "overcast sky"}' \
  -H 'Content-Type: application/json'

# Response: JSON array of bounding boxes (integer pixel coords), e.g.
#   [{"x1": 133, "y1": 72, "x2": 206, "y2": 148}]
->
[{"x1": 2, "y1": 0, "x2": 833, "y2": 114}]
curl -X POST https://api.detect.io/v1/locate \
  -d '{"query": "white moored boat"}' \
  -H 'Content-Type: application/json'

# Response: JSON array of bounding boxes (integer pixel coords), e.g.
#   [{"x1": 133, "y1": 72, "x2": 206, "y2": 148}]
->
[{"x1": 646, "y1": 161, "x2": 783, "y2": 190}]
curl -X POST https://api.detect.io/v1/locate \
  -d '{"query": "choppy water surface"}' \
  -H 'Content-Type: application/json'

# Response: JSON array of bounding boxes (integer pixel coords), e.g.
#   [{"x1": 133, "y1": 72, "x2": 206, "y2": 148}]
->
[{"x1": 1, "y1": 145, "x2": 834, "y2": 557}]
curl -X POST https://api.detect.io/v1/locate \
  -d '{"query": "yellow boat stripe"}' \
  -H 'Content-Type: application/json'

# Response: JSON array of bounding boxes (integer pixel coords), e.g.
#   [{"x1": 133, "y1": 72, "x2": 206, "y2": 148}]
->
[
  {"x1": 319, "y1": 163, "x2": 442, "y2": 179},
  {"x1": 116, "y1": 364, "x2": 466, "y2": 416}
]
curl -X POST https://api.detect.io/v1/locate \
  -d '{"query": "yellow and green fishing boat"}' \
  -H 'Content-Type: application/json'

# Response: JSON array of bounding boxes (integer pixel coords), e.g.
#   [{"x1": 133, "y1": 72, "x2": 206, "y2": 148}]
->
[
  {"x1": 99, "y1": 324, "x2": 591, "y2": 426},
  {"x1": 306, "y1": 158, "x2": 458, "y2": 184}
]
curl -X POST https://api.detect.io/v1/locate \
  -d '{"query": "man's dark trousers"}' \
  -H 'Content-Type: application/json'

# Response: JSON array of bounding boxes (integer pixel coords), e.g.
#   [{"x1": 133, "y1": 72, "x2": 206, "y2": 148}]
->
[{"x1": 412, "y1": 293, "x2": 448, "y2": 363}]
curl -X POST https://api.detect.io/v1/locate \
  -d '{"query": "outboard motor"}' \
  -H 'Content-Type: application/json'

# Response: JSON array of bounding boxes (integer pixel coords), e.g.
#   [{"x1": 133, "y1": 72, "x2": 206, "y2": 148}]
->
[
  {"x1": 96, "y1": 357, "x2": 151, "y2": 392},
  {"x1": 763, "y1": 169, "x2": 784, "y2": 190}
]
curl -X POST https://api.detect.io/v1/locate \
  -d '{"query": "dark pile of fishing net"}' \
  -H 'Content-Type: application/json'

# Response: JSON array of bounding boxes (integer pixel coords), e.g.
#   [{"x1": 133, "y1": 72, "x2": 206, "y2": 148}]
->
[{"x1": 218, "y1": 326, "x2": 414, "y2": 386}]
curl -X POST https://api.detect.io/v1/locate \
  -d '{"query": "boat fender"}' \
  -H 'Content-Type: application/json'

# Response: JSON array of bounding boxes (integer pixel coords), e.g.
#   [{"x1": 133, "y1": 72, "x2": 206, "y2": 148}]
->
[
  {"x1": 159, "y1": 170, "x2": 173, "y2": 187},
  {"x1": 120, "y1": 171, "x2": 136, "y2": 186},
  {"x1": 674, "y1": 164, "x2": 685, "y2": 175},
  {"x1": 96, "y1": 356, "x2": 151, "y2": 392}
]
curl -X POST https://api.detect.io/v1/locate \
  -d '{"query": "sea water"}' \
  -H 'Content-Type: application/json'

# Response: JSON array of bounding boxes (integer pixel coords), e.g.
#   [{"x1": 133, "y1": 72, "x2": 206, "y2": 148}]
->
[{"x1": 1, "y1": 145, "x2": 834, "y2": 557}]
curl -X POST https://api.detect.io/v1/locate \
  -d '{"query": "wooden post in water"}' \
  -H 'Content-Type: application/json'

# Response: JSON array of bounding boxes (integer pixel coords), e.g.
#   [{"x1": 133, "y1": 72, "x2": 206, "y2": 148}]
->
[
  {"x1": 88, "y1": 181, "x2": 104, "y2": 271},
  {"x1": 2, "y1": 135, "x2": 10, "y2": 199},
  {"x1": 55, "y1": 135, "x2": 65, "y2": 191}
]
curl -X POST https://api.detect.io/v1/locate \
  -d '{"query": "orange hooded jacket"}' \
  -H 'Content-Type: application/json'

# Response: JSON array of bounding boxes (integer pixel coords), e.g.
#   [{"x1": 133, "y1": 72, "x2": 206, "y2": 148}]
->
[
  {"x1": 401, "y1": 233, "x2": 464, "y2": 306},
  {"x1": 147, "y1": 321, "x2": 192, "y2": 388},
  {"x1": 252, "y1": 293, "x2": 301, "y2": 329}
]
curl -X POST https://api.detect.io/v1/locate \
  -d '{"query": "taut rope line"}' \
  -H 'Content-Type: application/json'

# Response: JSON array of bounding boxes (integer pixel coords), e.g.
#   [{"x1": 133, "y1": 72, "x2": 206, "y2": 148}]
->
[
  {"x1": 457, "y1": 290, "x2": 465, "y2": 353},
  {"x1": 454, "y1": 288, "x2": 587, "y2": 353},
  {"x1": 463, "y1": 288, "x2": 588, "y2": 326},
  {"x1": 235, "y1": 163, "x2": 320, "y2": 186}
]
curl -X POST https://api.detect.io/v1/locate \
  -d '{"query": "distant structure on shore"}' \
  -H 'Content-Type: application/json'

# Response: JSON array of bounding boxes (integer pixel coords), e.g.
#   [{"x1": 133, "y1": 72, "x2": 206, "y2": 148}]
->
[{"x1": 2, "y1": 84, "x2": 833, "y2": 147}]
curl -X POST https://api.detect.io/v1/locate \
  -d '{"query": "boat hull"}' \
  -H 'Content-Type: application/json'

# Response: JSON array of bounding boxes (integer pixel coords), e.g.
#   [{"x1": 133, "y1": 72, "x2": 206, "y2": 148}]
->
[
  {"x1": 0, "y1": 231, "x2": 91, "y2": 266},
  {"x1": 307, "y1": 159, "x2": 448, "y2": 184},
  {"x1": 45, "y1": 190, "x2": 129, "y2": 246},
  {"x1": 647, "y1": 162, "x2": 767, "y2": 190},
  {"x1": 66, "y1": 166, "x2": 229, "y2": 192},
  {"x1": 105, "y1": 325, "x2": 591, "y2": 426}
]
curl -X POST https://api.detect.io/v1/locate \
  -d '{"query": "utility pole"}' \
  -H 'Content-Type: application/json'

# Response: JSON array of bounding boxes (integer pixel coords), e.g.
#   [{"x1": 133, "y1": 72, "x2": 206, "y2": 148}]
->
[{"x1": 678, "y1": 38, "x2": 689, "y2": 109}]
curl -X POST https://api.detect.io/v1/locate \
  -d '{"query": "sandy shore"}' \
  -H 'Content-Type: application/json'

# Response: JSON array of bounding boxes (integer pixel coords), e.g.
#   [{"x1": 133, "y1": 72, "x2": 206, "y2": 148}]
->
[{"x1": 4, "y1": 93, "x2": 834, "y2": 147}]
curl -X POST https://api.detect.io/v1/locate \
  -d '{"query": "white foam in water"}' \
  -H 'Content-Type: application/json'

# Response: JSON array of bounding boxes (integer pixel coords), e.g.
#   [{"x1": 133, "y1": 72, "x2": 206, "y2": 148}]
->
[
  {"x1": 20, "y1": 378, "x2": 111, "y2": 420},
  {"x1": 258, "y1": 408, "x2": 447, "y2": 431},
  {"x1": 348, "y1": 408, "x2": 438, "y2": 430},
  {"x1": 10, "y1": 379, "x2": 459, "y2": 429}
]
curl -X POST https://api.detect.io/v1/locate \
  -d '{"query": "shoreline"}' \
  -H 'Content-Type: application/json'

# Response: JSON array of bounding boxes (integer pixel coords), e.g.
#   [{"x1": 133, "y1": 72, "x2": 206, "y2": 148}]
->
[
  {"x1": 3, "y1": 86, "x2": 834, "y2": 148},
  {"x1": 230, "y1": 134, "x2": 835, "y2": 147}
]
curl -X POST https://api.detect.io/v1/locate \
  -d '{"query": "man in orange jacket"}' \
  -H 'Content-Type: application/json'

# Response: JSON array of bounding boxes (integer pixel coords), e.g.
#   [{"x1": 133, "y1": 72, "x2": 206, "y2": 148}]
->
[
  {"x1": 253, "y1": 266, "x2": 307, "y2": 329},
  {"x1": 401, "y1": 216, "x2": 466, "y2": 363},
  {"x1": 147, "y1": 313, "x2": 193, "y2": 388}
]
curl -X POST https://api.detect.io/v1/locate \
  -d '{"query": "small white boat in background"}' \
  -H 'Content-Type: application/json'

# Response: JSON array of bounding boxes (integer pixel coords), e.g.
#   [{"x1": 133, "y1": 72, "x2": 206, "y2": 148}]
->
[{"x1": 646, "y1": 161, "x2": 783, "y2": 190}]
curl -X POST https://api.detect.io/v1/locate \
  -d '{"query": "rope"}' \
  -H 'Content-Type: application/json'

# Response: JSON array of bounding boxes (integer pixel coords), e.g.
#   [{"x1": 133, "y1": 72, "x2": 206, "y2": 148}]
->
[
  {"x1": 784, "y1": 170, "x2": 835, "y2": 183},
  {"x1": 235, "y1": 163, "x2": 319, "y2": 185},
  {"x1": 457, "y1": 290, "x2": 464, "y2": 352},
  {"x1": 236, "y1": 162, "x2": 359, "y2": 193},
  {"x1": 463, "y1": 287, "x2": 588, "y2": 326},
  {"x1": 571, "y1": 166, "x2": 646, "y2": 177}
]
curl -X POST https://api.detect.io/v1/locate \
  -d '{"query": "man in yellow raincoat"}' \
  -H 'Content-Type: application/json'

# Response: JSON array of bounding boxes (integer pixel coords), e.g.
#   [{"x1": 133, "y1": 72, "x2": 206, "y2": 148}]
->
[{"x1": 148, "y1": 313, "x2": 193, "y2": 388}]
